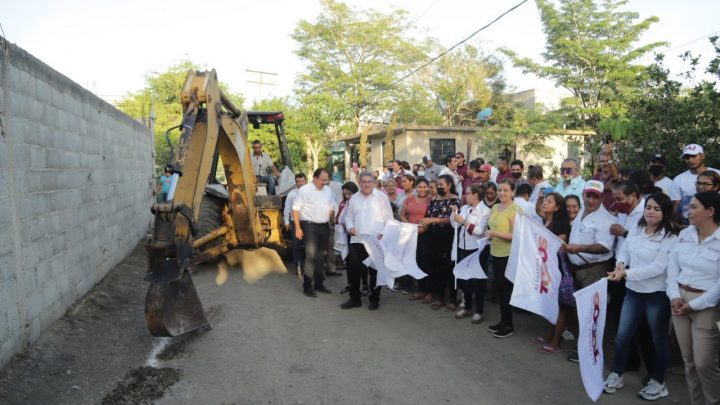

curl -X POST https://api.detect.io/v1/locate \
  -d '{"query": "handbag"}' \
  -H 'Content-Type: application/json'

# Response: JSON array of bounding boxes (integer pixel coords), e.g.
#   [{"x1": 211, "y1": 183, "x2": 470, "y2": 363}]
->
[{"x1": 558, "y1": 253, "x2": 576, "y2": 305}]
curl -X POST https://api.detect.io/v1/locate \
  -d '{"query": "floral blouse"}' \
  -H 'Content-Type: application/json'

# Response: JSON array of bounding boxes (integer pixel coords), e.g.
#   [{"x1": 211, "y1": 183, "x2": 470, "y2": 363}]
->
[{"x1": 427, "y1": 197, "x2": 461, "y2": 226}]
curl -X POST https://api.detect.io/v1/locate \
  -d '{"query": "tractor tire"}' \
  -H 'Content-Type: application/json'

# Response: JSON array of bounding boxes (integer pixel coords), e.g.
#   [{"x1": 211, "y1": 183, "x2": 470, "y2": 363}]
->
[{"x1": 195, "y1": 195, "x2": 226, "y2": 252}]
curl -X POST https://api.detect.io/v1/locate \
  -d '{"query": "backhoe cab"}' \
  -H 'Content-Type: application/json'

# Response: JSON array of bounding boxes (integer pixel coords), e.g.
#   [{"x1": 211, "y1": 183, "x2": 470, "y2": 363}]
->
[{"x1": 144, "y1": 70, "x2": 289, "y2": 337}]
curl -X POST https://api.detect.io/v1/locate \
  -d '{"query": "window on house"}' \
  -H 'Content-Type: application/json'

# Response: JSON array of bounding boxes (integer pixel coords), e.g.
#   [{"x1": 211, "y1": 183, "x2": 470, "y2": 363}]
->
[{"x1": 429, "y1": 139, "x2": 455, "y2": 164}]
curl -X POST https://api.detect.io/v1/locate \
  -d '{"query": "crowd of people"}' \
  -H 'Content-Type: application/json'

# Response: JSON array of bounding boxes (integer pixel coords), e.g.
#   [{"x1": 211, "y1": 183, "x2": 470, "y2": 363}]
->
[{"x1": 280, "y1": 142, "x2": 719, "y2": 403}]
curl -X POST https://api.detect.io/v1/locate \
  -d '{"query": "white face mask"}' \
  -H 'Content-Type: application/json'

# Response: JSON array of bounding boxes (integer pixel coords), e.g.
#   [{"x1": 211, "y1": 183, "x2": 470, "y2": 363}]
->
[{"x1": 417, "y1": 171, "x2": 425, "y2": 177}]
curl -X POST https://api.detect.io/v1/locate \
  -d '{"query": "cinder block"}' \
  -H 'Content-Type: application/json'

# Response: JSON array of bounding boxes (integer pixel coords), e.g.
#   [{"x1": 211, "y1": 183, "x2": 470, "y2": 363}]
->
[
  {"x1": 29, "y1": 146, "x2": 46, "y2": 168},
  {"x1": 0, "y1": 253, "x2": 14, "y2": 283},
  {"x1": 0, "y1": 230, "x2": 12, "y2": 256},
  {"x1": 25, "y1": 289, "x2": 43, "y2": 319}
]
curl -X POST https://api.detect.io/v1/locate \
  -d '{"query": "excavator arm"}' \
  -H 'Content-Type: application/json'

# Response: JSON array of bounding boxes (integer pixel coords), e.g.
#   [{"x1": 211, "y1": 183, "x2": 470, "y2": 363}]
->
[{"x1": 144, "y1": 70, "x2": 287, "y2": 337}]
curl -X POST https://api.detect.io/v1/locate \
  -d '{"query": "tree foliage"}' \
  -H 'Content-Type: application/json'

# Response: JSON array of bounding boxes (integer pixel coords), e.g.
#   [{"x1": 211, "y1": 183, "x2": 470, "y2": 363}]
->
[
  {"x1": 500, "y1": 0, "x2": 665, "y2": 165},
  {"x1": 611, "y1": 37, "x2": 720, "y2": 176},
  {"x1": 420, "y1": 44, "x2": 504, "y2": 126},
  {"x1": 115, "y1": 61, "x2": 244, "y2": 173},
  {"x1": 292, "y1": 0, "x2": 429, "y2": 135}
]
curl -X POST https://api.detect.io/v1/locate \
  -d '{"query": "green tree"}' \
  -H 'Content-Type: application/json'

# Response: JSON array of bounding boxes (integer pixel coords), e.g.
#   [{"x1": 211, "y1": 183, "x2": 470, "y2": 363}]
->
[
  {"x1": 420, "y1": 44, "x2": 503, "y2": 126},
  {"x1": 116, "y1": 61, "x2": 244, "y2": 173},
  {"x1": 292, "y1": 0, "x2": 429, "y2": 135},
  {"x1": 500, "y1": 0, "x2": 665, "y2": 166},
  {"x1": 611, "y1": 38, "x2": 720, "y2": 176}
]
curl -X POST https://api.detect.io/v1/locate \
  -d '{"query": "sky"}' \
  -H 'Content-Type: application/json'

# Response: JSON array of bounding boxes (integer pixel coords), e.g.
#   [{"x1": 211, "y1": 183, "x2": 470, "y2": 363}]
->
[{"x1": 1, "y1": 0, "x2": 718, "y2": 108}]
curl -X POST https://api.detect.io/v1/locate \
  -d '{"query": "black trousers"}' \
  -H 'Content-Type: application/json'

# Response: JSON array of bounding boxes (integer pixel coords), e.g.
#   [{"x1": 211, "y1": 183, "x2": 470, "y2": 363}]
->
[
  {"x1": 300, "y1": 221, "x2": 330, "y2": 290},
  {"x1": 460, "y1": 245, "x2": 490, "y2": 314},
  {"x1": 492, "y1": 255, "x2": 513, "y2": 327},
  {"x1": 428, "y1": 226, "x2": 454, "y2": 300},
  {"x1": 348, "y1": 243, "x2": 381, "y2": 303},
  {"x1": 417, "y1": 232, "x2": 433, "y2": 293}
]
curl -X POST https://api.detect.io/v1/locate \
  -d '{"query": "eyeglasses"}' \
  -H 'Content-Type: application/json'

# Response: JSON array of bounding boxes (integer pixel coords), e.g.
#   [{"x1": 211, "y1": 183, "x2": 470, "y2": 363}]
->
[
  {"x1": 696, "y1": 182, "x2": 715, "y2": 187},
  {"x1": 560, "y1": 168, "x2": 573, "y2": 174}
]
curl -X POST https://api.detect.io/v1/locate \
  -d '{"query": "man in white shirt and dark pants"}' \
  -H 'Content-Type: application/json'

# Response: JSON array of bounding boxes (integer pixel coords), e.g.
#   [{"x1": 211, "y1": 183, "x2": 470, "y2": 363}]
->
[
  {"x1": 342, "y1": 171, "x2": 394, "y2": 310},
  {"x1": 283, "y1": 173, "x2": 308, "y2": 275},
  {"x1": 293, "y1": 168, "x2": 336, "y2": 297}
]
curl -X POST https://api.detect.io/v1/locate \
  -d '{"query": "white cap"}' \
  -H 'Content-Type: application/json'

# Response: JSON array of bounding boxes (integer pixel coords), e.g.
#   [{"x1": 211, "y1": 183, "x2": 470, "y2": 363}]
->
[
  {"x1": 583, "y1": 180, "x2": 604, "y2": 196},
  {"x1": 681, "y1": 144, "x2": 704, "y2": 157}
]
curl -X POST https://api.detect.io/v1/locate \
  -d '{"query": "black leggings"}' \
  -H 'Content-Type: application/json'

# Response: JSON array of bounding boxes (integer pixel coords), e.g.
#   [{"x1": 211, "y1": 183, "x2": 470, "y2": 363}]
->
[
  {"x1": 460, "y1": 245, "x2": 490, "y2": 314},
  {"x1": 492, "y1": 255, "x2": 514, "y2": 327},
  {"x1": 428, "y1": 226, "x2": 453, "y2": 300}
]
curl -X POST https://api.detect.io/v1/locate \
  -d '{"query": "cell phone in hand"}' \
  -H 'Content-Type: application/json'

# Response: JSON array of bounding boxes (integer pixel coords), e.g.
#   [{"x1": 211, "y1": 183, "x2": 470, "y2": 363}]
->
[{"x1": 543, "y1": 187, "x2": 554, "y2": 196}]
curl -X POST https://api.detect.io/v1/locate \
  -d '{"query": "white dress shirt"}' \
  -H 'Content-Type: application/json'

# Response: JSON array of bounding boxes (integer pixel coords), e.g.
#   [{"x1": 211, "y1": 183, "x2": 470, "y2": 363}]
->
[
  {"x1": 568, "y1": 206, "x2": 617, "y2": 266},
  {"x1": 615, "y1": 198, "x2": 644, "y2": 254},
  {"x1": 616, "y1": 227, "x2": 676, "y2": 293},
  {"x1": 292, "y1": 183, "x2": 336, "y2": 223},
  {"x1": 344, "y1": 189, "x2": 394, "y2": 244},
  {"x1": 283, "y1": 188, "x2": 298, "y2": 226},
  {"x1": 666, "y1": 226, "x2": 720, "y2": 311},
  {"x1": 450, "y1": 202, "x2": 491, "y2": 261}
]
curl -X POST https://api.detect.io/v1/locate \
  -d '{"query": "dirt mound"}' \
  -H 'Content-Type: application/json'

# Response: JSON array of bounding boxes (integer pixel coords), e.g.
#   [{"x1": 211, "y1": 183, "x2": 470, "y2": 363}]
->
[{"x1": 101, "y1": 366, "x2": 181, "y2": 405}]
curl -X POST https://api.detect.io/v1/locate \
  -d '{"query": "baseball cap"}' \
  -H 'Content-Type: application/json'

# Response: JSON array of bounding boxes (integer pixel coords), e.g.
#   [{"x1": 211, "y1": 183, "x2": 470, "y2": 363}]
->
[
  {"x1": 681, "y1": 144, "x2": 704, "y2": 157},
  {"x1": 479, "y1": 163, "x2": 492, "y2": 172},
  {"x1": 649, "y1": 153, "x2": 666, "y2": 165},
  {"x1": 422, "y1": 155, "x2": 431, "y2": 163},
  {"x1": 455, "y1": 152, "x2": 465, "y2": 158},
  {"x1": 584, "y1": 180, "x2": 603, "y2": 196}
]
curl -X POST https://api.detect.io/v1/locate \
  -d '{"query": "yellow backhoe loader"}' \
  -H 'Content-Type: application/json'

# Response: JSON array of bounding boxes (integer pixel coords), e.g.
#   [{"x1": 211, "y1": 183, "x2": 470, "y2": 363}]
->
[{"x1": 144, "y1": 70, "x2": 289, "y2": 337}]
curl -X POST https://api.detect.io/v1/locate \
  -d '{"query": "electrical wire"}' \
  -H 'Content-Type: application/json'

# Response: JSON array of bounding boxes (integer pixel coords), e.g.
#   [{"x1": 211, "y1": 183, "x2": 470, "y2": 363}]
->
[{"x1": 388, "y1": 0, "x2": 529, "y2": 89}]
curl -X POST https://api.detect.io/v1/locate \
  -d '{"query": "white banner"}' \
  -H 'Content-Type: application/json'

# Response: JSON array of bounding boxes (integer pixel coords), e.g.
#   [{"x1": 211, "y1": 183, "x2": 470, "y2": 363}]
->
[
  {"x1": 358, "y1": 220, "x2": 427, "y2": 288},
  {"x1": 575, "y1": 278, "x2": 608, "y2": 402},
  {"x1": 334, "y1": 224, "x2": 349, "y2": 260},
  {"x1": 508, "y1": 213, "x2": 563, "y2": 324},
  {"x1": 453, "y1": 238, "x2": 489, "y2": 282}
]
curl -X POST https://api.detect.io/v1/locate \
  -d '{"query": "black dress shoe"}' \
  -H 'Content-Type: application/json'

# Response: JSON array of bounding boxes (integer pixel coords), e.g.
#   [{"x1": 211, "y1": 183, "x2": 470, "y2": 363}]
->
[
  {"x1": 303, "y1": 289, "x2": 317, "y2": 298},
  {"x1": 368, "y1": 301, "x2": 379, "y2": 311},
  {"x1": 325, "y1": 271, "x2": 343, "y2": 277},
  {"x1": 340, "y1": 299, "x2": 362, "y2": 309},
  {"x1": 315, "y1": 286, "x2": 332, "y2": 294}
]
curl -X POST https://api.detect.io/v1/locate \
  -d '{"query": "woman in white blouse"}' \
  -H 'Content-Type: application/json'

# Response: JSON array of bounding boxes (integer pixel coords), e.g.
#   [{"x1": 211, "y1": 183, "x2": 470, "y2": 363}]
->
[
  {"x1": 450, "y1": 184, "x2": 491, "y2": 323},
  {"x1": 666, "y1": 191, "x2": 720, "y2": 405},
  {"x1": 604, "y1": 194, "x2": 678, "y2": 400}
]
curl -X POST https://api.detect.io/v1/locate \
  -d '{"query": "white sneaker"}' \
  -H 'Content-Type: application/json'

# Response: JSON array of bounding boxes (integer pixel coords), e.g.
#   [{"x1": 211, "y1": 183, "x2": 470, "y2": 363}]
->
[
  {"x1": 562, "y1": 329, "x2": 575, "y2": 341},
  {"x1": 603, "y1": 372, "x2": 624, "y2": 394},
  {"x1": 639, "y1": 379, "x2": 668, "y2": 401},
  {"x1": 471, "y1": 313, "x2": 484, "y2": 324},
  {"x1": 455, "y1": 309, "x2": 471, "y2": 319}
]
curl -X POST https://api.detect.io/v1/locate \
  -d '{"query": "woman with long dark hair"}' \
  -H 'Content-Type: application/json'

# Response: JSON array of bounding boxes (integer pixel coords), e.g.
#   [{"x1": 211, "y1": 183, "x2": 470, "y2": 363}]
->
[
  {"x1": 603, "y1": 193, "x2": 678, "y2": 400},
  {"x1": 666, "y1": 191, "x2": 720, "y2": 404},
  {"x1": 533, "y1": 192, "x2": 572, "y2": 353},
  {"x1": 418, "y1": 174, "x2": 460, "y2": 309},
  {"x1": 400, "y1": 177, "x2": 431, "y2": 299}
]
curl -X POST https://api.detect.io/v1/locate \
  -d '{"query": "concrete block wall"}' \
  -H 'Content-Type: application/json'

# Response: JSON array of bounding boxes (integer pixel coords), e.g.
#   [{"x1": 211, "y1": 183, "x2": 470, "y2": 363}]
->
[{"x1": 0, "y1": 37, "x2": 154, "y2": 368}]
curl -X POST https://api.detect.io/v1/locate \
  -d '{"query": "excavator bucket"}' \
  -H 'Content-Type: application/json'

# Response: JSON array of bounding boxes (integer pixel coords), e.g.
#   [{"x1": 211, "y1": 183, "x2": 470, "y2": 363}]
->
[{"x1": 144, "y1": 270, "x2": 210, "y2": 337}]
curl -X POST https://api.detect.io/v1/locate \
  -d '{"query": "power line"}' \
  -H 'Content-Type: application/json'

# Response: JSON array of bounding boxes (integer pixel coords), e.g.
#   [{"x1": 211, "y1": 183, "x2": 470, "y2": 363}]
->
[
  {"x1": 638, "y1": 29, "x2": 720, "y2": 63},
  {"x1": 409, "y1": 0, "x2": 441, "y2": 24},
  {"x1": 387, "y1": 0, "x2": 529, "y2": 89}
]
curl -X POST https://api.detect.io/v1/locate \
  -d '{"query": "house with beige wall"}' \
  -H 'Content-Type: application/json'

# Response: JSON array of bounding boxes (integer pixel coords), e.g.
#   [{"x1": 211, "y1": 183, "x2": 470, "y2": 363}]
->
[{"x1": 339, "y1": 125, "x2": 592, "y2": 182}]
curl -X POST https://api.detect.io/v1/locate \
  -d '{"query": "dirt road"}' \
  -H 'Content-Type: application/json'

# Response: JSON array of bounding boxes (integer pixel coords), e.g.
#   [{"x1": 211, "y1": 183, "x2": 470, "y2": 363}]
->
[{"x1": 0, "y1": 243, "x2": 689, "y2": 404}]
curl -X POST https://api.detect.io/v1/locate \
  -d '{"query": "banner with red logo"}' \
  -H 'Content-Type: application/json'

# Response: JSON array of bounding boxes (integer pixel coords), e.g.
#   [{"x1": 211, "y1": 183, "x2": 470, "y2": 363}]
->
[
  {"x1": 574, "y1": 278, "x2": 608, "y2": 402},
  {"x1": 508, "y1": 213, "x2": 563, "y2": 323}
]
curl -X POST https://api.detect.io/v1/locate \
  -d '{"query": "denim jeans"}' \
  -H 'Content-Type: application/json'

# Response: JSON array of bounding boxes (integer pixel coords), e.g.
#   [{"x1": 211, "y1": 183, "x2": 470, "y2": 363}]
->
[{"x1": 611, "y1": 289, "x2": 671, "y2": 383}]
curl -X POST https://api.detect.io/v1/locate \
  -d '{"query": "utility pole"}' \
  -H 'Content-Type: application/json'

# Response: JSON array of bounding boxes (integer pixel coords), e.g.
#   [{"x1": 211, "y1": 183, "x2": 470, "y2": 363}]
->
[{"x1": 245, "y1": 69, "x2": 277, "y2": 101}]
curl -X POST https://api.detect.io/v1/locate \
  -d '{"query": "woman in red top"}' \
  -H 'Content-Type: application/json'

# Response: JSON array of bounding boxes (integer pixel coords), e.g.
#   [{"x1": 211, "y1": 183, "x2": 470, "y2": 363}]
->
[{"x1": 400, "y1": 178, "x2": 432, "y2": 301}]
